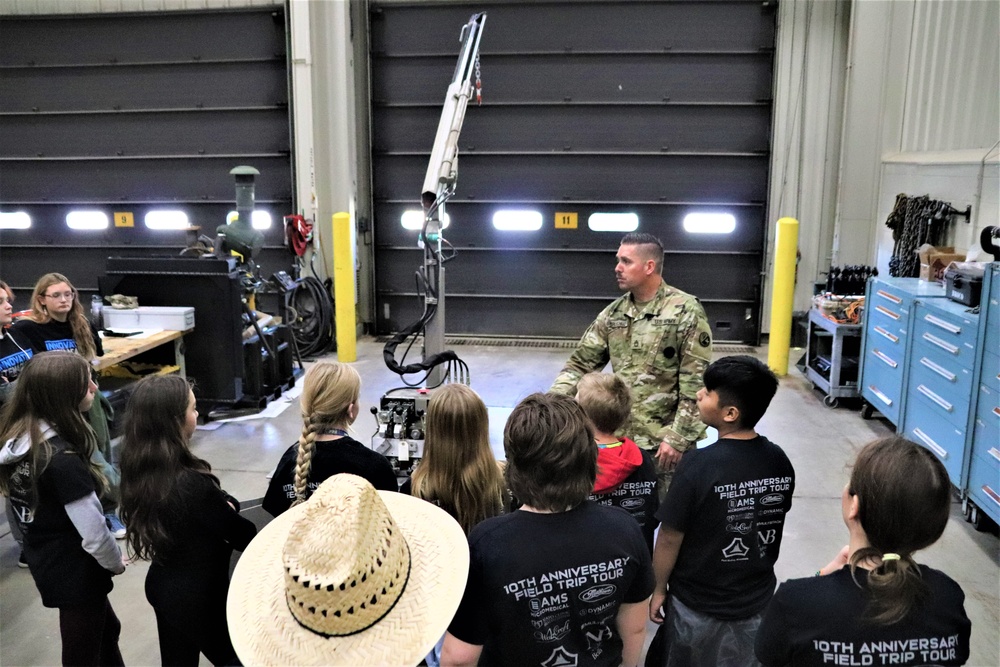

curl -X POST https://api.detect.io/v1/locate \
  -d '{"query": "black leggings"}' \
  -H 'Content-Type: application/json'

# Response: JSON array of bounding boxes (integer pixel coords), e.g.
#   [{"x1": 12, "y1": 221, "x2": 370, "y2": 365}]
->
[
  {"x1": 153, "y1": 604, "x2": 240, "y2": 667},
  {"x1": 58, "y1": 597, "x2": 124, "y2": 667}
]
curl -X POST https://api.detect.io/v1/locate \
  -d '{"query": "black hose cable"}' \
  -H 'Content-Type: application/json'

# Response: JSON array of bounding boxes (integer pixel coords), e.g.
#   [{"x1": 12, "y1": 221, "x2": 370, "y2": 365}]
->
[
  {"x1": 382, "y1": 304, "x2": 462, "y2": 377},
  {"x1": 289, "y1": 276, "x2": 335, "y2": 357}
]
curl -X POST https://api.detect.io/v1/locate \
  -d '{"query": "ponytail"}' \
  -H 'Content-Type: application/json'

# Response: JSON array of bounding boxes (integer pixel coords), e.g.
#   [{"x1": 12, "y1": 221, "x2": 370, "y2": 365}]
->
[{"x1": 850, "y1": 548, "x2": 928, "y2": 625}]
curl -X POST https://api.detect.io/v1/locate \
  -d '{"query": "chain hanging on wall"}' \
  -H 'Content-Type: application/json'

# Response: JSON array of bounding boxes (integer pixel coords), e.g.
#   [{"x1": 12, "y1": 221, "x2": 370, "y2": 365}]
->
[{"x1": 886, "y1": 194, "x2": 958, "y2": 277}]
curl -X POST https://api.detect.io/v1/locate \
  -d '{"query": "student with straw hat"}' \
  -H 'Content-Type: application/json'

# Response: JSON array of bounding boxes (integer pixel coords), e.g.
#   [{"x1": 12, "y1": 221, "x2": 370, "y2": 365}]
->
[{"x1": 227, "y1": 473, "x2": 469, "y2": 667}]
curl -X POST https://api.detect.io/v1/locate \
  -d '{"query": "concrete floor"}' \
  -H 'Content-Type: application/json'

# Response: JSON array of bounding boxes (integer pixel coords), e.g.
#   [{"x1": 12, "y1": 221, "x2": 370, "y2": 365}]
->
[{"x1": 1, "y1": 338, "x2": 998, "y2": 666}]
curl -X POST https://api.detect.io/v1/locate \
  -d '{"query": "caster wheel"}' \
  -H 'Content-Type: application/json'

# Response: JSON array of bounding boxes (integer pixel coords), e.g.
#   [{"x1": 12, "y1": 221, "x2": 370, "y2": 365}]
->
[
  {"x1": 970, "y1": 504, "x2": 988, "y2": 532},
  {"x1": 823, "y1": 395, "x2": 840, "y2": 409},
  {"x1": 860, "y1": 402, "x2": 873, "y2": 420},
  {"x1": 962, "y1": 497, "x2": 973, "y2": 522}
]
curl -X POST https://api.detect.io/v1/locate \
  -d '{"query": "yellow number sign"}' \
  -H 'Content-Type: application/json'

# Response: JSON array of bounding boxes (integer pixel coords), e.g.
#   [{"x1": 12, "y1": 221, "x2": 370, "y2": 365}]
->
[
  {"x1": 114, "y1": 212, "x2": 134, "y2": 228},
  {"x1": 555, "y1": 212, "x2": 578, "y2": 229}
]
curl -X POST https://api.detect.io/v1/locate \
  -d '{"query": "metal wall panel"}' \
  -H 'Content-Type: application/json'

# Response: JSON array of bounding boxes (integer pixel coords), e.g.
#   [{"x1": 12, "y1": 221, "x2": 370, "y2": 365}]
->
[
  {"x1": 370, "y1": 0, "x2": 776, "y2": 343},
  {"x1": 0, "y1": 8, "x2": 293, "y2": 296},
  {"x1": 902, "y1": 0, "x2": 999, "y2": 151}
]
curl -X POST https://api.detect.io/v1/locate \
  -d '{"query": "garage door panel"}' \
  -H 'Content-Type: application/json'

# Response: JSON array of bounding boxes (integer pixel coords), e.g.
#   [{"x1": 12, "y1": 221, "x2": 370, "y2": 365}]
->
[
  {"x1": 0, "y1": 11, "x2": 286, "y2": 66},
  {"x1": 374, "y1": 104, "x2": 771, "y2": 153},
  {"x1": 372, "y1": 2, "x2": 774, "y2": 55},
  {"x1": 374, "y1": 154, "x2": 768, "y2": 202},
  {"x1": 1, "y1": 61, "x2": 287, "y2": 113},
  {"x1": 379, "y1": 292, "x2": 755, "y2": 342},
  {"x1": 376, "y1": 202, "x2": 764, "y2": 252},
  {"x1": 373, "y1": 53, "x2": 773, "y2": 105},
  {"x1": 1, "y1": 156, "x2": 291, "y2": 202},
  {"x1": 1, "y1": 108, "x2": 290, "y2": 158},
  {"x1": 377, "y1": 248, "x2": 758, "y2": 302}
]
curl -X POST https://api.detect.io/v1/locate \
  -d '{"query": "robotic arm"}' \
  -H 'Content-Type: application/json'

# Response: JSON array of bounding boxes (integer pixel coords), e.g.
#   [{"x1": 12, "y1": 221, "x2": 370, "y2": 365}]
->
[{"x1": 421, "y1": 12, "x2": 486, "y2": 211}]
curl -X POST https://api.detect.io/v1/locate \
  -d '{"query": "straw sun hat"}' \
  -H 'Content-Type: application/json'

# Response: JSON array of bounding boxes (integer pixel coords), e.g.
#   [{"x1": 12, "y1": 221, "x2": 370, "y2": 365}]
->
[{"x1": 227, "y1": 474, "x2": 470, "y2": 666}]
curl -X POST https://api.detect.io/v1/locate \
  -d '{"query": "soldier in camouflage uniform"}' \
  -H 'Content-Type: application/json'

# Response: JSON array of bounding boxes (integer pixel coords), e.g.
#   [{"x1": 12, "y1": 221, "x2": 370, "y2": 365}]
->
[{"x1": 551, "y1": 233, "x2": 713, "y2": 496}]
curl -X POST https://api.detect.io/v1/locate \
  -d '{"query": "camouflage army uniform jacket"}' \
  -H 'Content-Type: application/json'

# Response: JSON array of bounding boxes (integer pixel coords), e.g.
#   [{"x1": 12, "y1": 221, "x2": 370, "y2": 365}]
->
[{"x1": 551, "y1": 281, "x2": 712, "y2": 452}]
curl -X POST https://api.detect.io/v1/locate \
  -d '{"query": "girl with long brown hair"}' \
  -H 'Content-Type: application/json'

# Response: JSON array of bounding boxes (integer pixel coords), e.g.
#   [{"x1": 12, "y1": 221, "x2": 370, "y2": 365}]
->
[
  {"x1": 262, "y1": 361, "x2": 397, "y2": 516},
  {"x1": 119, "y1": 375, "x2": 256, "y2": 666},
  {"x1": 405, "y1": 383, "x2": 506, "y2": 534},
  {"x1": 404, "y1": 383, "x2": 506, "y2": 667},
  {"x1": 0, "y1": 352, "x2": 125, "y2": 666},
  {"x1": 755, "y1": 436, "x2": 971, "y2": 666}
]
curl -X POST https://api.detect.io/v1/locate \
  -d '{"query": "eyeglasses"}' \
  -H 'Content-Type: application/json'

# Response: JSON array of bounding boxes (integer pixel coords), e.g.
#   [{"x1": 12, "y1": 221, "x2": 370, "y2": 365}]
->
[{"x1": 43, "y1": 291, "x2": 75, "y2": 301}]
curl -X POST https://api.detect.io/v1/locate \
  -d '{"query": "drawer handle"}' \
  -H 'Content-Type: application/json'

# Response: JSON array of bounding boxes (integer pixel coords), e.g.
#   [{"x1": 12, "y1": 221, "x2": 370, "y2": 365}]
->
[
  {"x1": 993, "y1": 407, "x2": 1000, "y2": 418},
  {"x1": 989, "y1": 448, "x2": 1000, "y2": 463},
  {"x1": 912, "y1": 428, "x2": 948, "y2": 459},
  {"x1": 876, "y1": 289, "x2": 902, "y2": 305},
  {"x1": 872, "y1": 349, "x2": 898, "y2": 368},
  {"x1": 919, "y1": 357, "x2": 956, "y2": 382},
  {"x1": 922, "y1": 333, "x2": 959, "y2": 355},
  {"x1": 917, "y1": 384, "x2": 953, "y2": 412},
  {"x1": 875, "y1": 305, "x2": 900, "y2": 320},
  {"x1": 923, "y1": 314, "x2": 961, "y2": 334},
  {"x1": 873, "y1": 326, "x2": 899, "y2": 343},
  {"x1": 983, "y1": 485, "x2": 1000, "y2": 508},
  {"x1": 868, "y1": 385, "x2": 892, "y2": 406}
]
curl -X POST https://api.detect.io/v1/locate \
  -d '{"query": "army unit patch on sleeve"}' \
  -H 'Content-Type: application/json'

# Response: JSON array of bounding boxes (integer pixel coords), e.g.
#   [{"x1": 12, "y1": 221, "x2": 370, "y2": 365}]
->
[{"x1": 699, "y1": 332, "x2": 711, "y2": 347}]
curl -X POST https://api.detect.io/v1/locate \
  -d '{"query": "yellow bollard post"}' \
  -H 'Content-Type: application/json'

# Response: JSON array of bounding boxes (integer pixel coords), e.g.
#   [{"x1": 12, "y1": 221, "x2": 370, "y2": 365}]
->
[
  {"x1": 767, "y1": 217, "x2": 799, "y2": 376},
  {"x1": 332, "y1": 212, "x2": 357, "y2": 362}
]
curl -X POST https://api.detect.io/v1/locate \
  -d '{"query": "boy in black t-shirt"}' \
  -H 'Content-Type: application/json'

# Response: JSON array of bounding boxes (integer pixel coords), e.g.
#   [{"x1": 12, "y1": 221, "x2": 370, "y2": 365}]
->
[
  {"x1": 443, "y1": 393, "x2": 654, "y2": 667},
  {"x1": 577, "y1": 372, "x2": 659, "y2": 554},
  {"x1": 649, "y1": 355, "x2": 794, "y2": 667}
]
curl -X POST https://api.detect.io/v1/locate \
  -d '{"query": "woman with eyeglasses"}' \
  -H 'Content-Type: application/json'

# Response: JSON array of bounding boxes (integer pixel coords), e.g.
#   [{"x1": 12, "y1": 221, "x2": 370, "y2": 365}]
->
[{"x1": 11, "y1": 273, "x2": 124, "y2": 538}]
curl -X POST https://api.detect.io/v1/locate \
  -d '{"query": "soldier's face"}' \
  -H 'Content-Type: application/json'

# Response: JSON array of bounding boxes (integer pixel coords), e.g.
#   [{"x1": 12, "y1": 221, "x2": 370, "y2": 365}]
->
[{"x1": 615, "y1": 244, "x2": 651, "y2": 292}]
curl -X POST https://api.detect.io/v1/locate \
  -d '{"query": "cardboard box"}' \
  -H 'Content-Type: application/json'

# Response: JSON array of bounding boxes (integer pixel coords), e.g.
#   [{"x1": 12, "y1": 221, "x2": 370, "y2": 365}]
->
[
  {"x1": 104, "y1": 306, "x2": 195, "y2": 331},
  {"x1": 917, "y1": 245, "x2": 965, "y2": 282}
]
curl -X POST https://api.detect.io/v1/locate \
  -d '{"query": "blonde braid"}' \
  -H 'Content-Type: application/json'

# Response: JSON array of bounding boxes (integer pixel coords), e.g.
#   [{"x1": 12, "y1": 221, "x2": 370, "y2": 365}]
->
[{"x1": 291, "y1": 416, "x2": 318, "y2": 507}]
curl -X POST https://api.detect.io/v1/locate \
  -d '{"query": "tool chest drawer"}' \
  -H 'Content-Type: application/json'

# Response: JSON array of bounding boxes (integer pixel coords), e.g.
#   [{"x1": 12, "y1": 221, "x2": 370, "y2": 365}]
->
[
  {"x1": 966, "y1": 448, "x2": 1000, "y2": 526},
  {"x1": 912, "y1": 300, "x2": 979, "y2": 365},
  {"x1": 973, "y1": 383, "x2": 1000, "y2": 446},
  {"x1": 905, "y1": 417, "x2": 968, "y2": 485},
  {"x1": 859, "y1": 277, "x2": 946, "y2": 427},
  {"x1": 907, "y1": 362, "x2": 974, "y2": 429}
]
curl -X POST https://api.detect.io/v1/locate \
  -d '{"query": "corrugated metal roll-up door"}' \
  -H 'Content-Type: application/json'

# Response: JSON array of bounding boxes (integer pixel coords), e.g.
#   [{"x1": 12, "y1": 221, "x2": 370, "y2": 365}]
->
[
  {"x1": 0, "y1": 7, "x2": 293, "y2": 301},
  {"x1": 370, "y1": 0, "x2": 776, "y2": 343}
]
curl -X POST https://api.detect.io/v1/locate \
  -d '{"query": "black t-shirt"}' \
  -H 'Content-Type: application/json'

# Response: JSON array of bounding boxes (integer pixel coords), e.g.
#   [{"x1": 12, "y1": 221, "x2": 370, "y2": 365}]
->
[
  {"x1": 655, "y1": 435, "x2": 795, "y2": 619},
  {"x1": 588, "y1": 449, "x2": 659, "y2": 554},
  {"x1": 0, "y1": 330, "x2": 32, "y2": 402},
  {"x1": 8, "y1": 436, "x2": 114, "y2": 607},
  {"x1": 755, "y1": 566, "x2": 971, "y2": 667},
  {"x1": 11, "y1": 318, "x2": 103, "y2": 357},
  {"x1": 262, "y1": 436, "x2": 398, "y2": 516},
  {"x1": 448, "y1": 501, "x2": 655, "y2": 667}
]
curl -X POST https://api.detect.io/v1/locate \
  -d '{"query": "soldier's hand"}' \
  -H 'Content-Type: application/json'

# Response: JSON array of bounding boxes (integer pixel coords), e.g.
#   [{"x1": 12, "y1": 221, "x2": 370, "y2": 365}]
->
[{"x1": 655, "y1": 441, "x2": 683, "y2": 470}]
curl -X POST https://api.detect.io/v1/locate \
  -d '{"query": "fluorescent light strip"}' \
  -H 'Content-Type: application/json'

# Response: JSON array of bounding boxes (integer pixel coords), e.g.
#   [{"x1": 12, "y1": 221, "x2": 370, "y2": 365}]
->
[
  {"x1": 493, "y1": 210, "x2": 542, "y2": 231},
  {"x1": 0, "y1": 212, "x2": 31, "y2": 229},
  {"x1": 227, "y1": 210, "x2": 273, "y2": 230},
  {"x1": 145, "y1": 210, "x2": 190, "y2": 230},
  {"x1": 401, "y1": 210, "x2": 451, "y2": 230},
  {"x1": 683, "y1": 212, "x2": 736, "y2": 234},
  {"x1": 588, "y1": 212, "x2": 639, "y2": 232},
  {"x1": 66, "y1": 211, "x2": 109, "y2": 230}
]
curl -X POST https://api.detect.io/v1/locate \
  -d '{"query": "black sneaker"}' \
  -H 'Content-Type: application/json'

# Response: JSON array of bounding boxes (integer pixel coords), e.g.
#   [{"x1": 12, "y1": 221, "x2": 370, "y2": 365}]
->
[{"x1": 17, "y1": 551, "x2": 28, "y2": 569}]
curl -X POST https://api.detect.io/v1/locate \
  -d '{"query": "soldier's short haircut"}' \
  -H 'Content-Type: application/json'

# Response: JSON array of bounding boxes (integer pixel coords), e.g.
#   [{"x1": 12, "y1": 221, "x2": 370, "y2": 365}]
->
[
  {"x1": 703, "y1": 355, "x2": 779, "y2": 429},
  {"x1": 576, "y1": 372, "x2": 632, "y2": 435},
  {"x1": 620, "y1": 232, "x2": 663, "y2": 274},
  {"x1": 504, "y1": 392, "x2": 597, "y2": 511}
]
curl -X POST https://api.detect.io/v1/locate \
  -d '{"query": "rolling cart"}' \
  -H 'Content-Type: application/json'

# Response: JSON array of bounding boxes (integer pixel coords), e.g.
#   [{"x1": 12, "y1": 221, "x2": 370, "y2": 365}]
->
[{"x1": 805, "y1": 308, "x2": 862, "y2": 408}]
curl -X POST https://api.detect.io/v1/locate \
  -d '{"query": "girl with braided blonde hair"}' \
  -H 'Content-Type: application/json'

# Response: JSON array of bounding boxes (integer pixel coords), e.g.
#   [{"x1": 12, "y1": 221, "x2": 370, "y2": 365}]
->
[{"x1": 262, "y1": 361, "x2": 397, "y2": 516}]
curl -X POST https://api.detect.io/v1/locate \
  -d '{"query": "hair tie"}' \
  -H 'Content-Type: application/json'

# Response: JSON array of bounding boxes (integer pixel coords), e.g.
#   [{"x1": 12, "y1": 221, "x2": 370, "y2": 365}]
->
[{"x1": 881, "y1": 553, "x2": 901, "y2": 561}]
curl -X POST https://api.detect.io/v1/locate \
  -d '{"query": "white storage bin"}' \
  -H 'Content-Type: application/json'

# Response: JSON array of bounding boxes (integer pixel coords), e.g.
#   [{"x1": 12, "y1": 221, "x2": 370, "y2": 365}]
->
[{"x1": 104, "y1": 306, "x2": 195, "y2": 331}]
